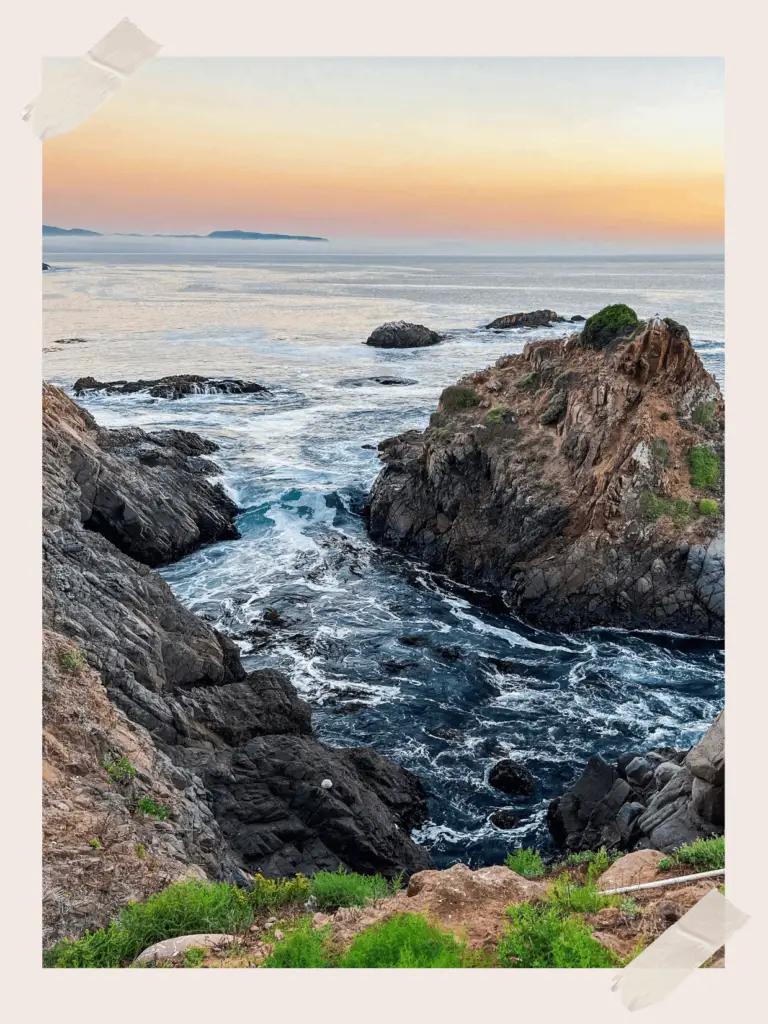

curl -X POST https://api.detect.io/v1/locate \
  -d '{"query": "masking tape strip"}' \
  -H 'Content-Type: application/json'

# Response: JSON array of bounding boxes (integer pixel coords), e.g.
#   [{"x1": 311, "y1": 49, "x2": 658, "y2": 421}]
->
[
  {"x1": 22, "y1": 18, "x2": 161, "y2": 140},
  {"x1": 612, "y1": 889, "x2": 749, "y2": 1011}
]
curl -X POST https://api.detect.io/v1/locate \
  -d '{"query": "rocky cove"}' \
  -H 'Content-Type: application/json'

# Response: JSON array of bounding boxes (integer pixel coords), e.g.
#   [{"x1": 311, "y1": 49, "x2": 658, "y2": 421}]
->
[{"x1": 42, "y1": 302, "x2": 724, "y2": 953}]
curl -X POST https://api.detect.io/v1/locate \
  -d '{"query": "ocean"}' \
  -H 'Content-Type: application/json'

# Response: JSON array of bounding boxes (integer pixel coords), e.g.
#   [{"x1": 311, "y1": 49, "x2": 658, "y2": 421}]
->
[{"x1": 43, "y1": 237, "x2": 725, "y2": 866}]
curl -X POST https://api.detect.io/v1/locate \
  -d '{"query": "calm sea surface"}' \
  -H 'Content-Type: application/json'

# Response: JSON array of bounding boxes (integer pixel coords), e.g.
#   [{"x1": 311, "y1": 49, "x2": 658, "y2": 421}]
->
[{"x1": 43, "y1": 238, "x2": 724, "y2": 865}]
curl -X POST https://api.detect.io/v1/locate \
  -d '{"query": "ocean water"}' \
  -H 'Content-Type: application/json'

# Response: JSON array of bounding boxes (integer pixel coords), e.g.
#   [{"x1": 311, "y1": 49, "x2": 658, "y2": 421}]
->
[{"x1": 43, "y1": 238, "x2": 725, "y2": 866}]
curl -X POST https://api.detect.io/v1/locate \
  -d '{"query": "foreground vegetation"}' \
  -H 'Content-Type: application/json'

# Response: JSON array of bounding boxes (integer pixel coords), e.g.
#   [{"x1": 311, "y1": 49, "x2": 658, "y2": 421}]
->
[{"x1": 45, "y1": 837, "x2": 724, "y2": 969}]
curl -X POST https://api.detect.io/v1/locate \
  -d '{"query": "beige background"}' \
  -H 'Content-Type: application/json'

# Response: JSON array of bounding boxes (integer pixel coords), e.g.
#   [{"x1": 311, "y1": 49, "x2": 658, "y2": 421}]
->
[{"x1": 2, "y1": 1, "x2": 765, "y2": 1019}]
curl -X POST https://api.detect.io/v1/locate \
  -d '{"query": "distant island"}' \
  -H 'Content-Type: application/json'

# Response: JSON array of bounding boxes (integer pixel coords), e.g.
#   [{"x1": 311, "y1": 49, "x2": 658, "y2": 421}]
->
[{"x1": 43, "y1": 225, "x2": 328, "y2": 242}]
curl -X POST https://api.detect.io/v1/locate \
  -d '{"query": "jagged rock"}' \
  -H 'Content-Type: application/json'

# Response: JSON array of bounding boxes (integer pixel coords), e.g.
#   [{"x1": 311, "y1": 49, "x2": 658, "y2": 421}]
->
[
  {"x1": 42, "y1": 384, "x2": 432, "y2": 944},
  {"x1": 490, "y1": 809, "x2": 519, "y2": 829},
  {"x1": 365, "y1": 321, "x2": 442, "y2": 348},
  {"x1": 484, "y1": 309, "x2": 566, "y2": 329},
  {"x1": 73, "y1": 374, "x2": 270, "y2": 400},
  {"x1": 43, "y1": 262, "x2": 50, "y2": 271},
  {"x1": 547, "y1": 714, "x2": 724, "y2": 854},
  {"x1": 368, "y1": 316, "x2": 724, "y2": 635}
]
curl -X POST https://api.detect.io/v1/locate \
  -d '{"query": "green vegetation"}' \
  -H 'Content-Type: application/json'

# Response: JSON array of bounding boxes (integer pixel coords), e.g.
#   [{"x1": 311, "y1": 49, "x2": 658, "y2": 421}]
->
[
  {"x1": 134, "y1": 797, "x2": 170, "y2": 820},
  {"x1": 505, "y1": 848, "x2": 545, "y2": 879},
  {"x1": 439, "y1": 385, "x2": 480, "y2": 413},
  {"x1": 539, "y1": 390, "x2": 567, "y2": 426},
  {"x1": 429, "y1": 412, "x2": 444, "y2": 428},
  {"x1": 262, "y1": 920, "x2": 332, "y2": 968},
  {"x1": 699, "y1": 498, "x2": 720, "y2": 516},
  {"x1": 639, "y1": 492, "x2": 693, "y2": 525},
  {"x1": 658, "y1": 836, "x2": 724, "y2": 873},
  {"x1": 182, "y1": 946, "x2": 206, "y2": 968},
  {"x1": 498, "y1": 903, "x2": 617, "y2": 968},
  {"x1": 619, "y1": 898, "x2": 641, "y2": 921},
  {"x1": 660, "y1": 412, "x2": 671, "y2": 422},
  {"x1": 88, "y1": 838, "x2": 100, "y2": 850},
  {"x1": 484, "y1": 407, "x2": 505, "y2": 426},
  {"x1": 44, "y1": 880, "x2": 254, "y2": 968},
  {"x1": 651, "y1": 438, "x2": 670, "y2": 466},
  {"x1": 516, "y1": 370, "x2": 538, "y2": 390},
  {"x1": 563, "y1": 847, "x2": 619, "y2": 870},
  {"x1": 692, "y1": 401, "x2": 716, "y2": 428},
  {"x1": 580, "y1": 304, "x2": 639, "y2": 350},
  {"x1": 309, "y1": 867, "x2": 390, "y2": 911},
  {"x1": 59, "y1": 646, "x2": 85, "y2": 673},
  {"x1": 547, "y1": 876, "x2": 618, "y2": 916},
  {"x1": 688, "y1": 446, "x2": 721, "y2": 489},
  {"x1": 341, "y1": 913, "x2": 466, "y2": 968},
  {"x1": 102, "y1": 754, "x2": 136, "y2": 785},
  {"x1": 250, "y1": 873, "x2": 311, "y2": 910},
  {"x1": 135, "y1": 844, "x2": 146, "y2": 859}
]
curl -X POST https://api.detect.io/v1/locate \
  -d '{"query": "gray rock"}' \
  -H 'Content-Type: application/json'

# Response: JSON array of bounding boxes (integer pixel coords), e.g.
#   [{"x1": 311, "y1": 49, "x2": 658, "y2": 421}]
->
[{"x1": 365, "y1": 321, "x2": 442, "y2": 348}]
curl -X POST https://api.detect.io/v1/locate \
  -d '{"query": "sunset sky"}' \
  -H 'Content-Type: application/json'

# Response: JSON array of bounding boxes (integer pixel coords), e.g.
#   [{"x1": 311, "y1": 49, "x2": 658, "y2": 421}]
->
[{"x1": 42, "y1": 57, "x2": 723, "y2": 250}]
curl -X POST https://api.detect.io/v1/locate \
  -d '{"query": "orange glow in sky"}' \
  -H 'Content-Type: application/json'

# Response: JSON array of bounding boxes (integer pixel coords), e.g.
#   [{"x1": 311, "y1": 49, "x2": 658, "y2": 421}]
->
[{"x1": 43, "y1": 57, "x2": 723, "y2": 247}]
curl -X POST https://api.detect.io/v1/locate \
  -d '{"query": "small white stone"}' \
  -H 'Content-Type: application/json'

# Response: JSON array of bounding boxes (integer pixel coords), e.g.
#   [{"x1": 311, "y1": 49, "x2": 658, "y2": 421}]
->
[{"x1": 320, "y1": 779, "x2": 333, "y2": 790}]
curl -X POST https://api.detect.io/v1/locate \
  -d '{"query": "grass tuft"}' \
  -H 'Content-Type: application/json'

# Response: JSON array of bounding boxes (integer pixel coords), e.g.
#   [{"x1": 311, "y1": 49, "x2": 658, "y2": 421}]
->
[
  {"x1": 309, "y1": 867, "x2": 391, "y2": 911},
  {"x1": 658, "y1": 836, "x2": 724, "y2": 872},
  {"x1": 182, "y1": 946, "x2": 206, "y2": 968},
  {"x1": 102, "y1": 754, "x2": 136, "y2": 785},
  {"x1": 699, "y1": 498, "x2": 720, "y2": 516},
  {"x1": 692, "y1": 402, "x2": 716, "y2": 428},
  {"x1": 341, "y1": 913, "x2": 466, "y2": 968},
  {"x1": 499, "y1": 902, "x2": 617, "y2": 968},
  {"x1": 262, "y1": 920, "x2": 332, "y2": 968},
  {"x1": 639, "y1": 492, "x2": 693, "y2": 525},
  {"x1": 439, "y1": 385, "x2": 479, "y2": 413},
  {"x1": 59, "y1": 646, "x2": 85, "y2": 674},
  {"x1": 134, "y1": 797, "x2": 170, "y2": 820},
  {"x1": 505, "y1": 848, "x2": 545, "y2": 879}
]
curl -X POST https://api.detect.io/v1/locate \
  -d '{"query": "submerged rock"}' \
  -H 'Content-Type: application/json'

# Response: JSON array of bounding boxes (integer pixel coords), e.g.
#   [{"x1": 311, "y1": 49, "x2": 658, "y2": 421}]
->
[
  {"x1": 368, "y1": 315, "x2": 724, "y2": 635},
  {"x1": 488, "y1": 759, "x2": 535, "y2": 796},
  {"x1": 365, "y1": 321, "x2": 442, "y2": 348},
  {"x1": 547, "y1": 712, "x2": 724, "y2": 854},
  {"x1": 340, "y1": 375, "x2": 419, "y2": 387},
  {"x1": 73, "y1": 374, "x2": 270, "y2": 400},
  {"x1": 42, "y1": 384, "x2": 432, "y2": 944}
]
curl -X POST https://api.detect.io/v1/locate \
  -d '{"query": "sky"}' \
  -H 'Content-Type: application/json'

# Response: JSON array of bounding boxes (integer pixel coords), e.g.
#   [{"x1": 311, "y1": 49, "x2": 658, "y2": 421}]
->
[{"x1": 42, "y1": 57, "x2": 723, "y2": 251}]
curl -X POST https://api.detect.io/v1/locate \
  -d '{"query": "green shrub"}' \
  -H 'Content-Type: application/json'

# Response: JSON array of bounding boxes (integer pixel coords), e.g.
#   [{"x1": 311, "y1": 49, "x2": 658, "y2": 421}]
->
[
  {"x1": 88, "y1": 838, "x2": 100, "y2": 850},
  {"x1": 498, "y1": 903, "x2": 617, "y2": 968},
  {"x1": 484, "y1": 408, "x2": 504, "y2": 426},
  {"x1": 439, "y1": 385, "x2": 479, "y2": 413},
  {"x1": 135, "y1": 797, "x2": 170, "y2": 820},
  {"x1": 429, "y1": 412, "x2": 444, "y2": 428},
  {"x1": 539, "y1": 391, "x2": 567, "y2": 426},
  {"x1": 580, "y1": 304, "x2": 639, "y2": 350},
  {"x1": 102, "y1": 754, "x2": 136, "y2": 785},
  {"x1": 309, "y1": 867, "x2": 390, "y2": 911},
  {"x1": 651, "y1": 438, "x2": 670, "y2": 466},
  {"x1": 135, "y1": 844, "x2": 146, "y2": 859},
  {"x1": 249, "y1": 873, "x2": 311, "y2": 910},
  {"x1": 516, "y1": 371, "x2": 538, "y2": 390},
  {"x1": 688, "y1": 446, "x2": 721, "y2": 489},
  {"x1": 563, "y1": 848, "x2": 619, "y2": 869},
  {"x1": 59, "y1": 646, "x2": 85, "y2": 673},
  {"x1": 262, "y1": 920, "x2": 332, "y2": 968},
  {"x1": 699, "y1": 498, "x2": 720, "y2": 516},
  {"x1": 44, "y1": 881, "x2": 254, "y2": 968},
  {"x1": 619, "y1": 898, "x2": 641, "y2": 921},
  {"x1": 585, "y1": 848, "x2": 613, "y2": 883},
  {"x1": 505, "y1": 848, "x2": 545, "y2": 879},
  {"x1": 340, "y1": 913, "x2": 466, "y2": 968},
  {"x1": 692, "y1": 402, "x2": 716, "y2": 428},
  {"x1": 660, "y1": 836, "x2": 724, "y2": 872},
  {"x1": 639, "y1": 492, "x2": 692, "y2": 525},
  {"x1": 182, "y1": 946, "x2": 206, "y2": 968},
  {"x1": 660, "y1": 412, "x2": 670, "y2": 422}
]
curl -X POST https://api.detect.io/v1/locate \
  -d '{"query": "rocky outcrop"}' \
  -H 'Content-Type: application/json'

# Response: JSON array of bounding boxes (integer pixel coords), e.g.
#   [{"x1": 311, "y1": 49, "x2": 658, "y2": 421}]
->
[
  {"x1": 73, "y1": 375, "x2": 270, "y2": 400},
  {"x1": 43, "y1": 384, "x2": 431, "y2": 942},
  {"x1": 484, "y1": 309, "x2": 568, "y2": 329},
  {"x1": 368, "y1": 316, "x2": 724, "y2": 635},
  {"x1": 546, "y1": 712, "x2": 724, "y2": 854},
  {"x1": 43, "y1": 262, "x2": 51, "y2": 271},
  {"x1": 365, "y1": 322, "x2": 442, "y2": 348}
]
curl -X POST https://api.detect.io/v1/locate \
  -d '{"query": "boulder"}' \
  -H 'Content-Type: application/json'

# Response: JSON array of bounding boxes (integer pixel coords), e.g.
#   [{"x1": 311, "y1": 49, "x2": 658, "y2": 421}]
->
[
  {"x1": 484, "y1": 310, "x2": 565, "y2": 329},
  {"x1": 488, "y1": 759, "x2": 535, "y2": 797},
  {"x1": 685, "y1": 710, "x2": 724, "y2": 786},
  {"x1": 134, "y1": 933, "x2": 233, "y2": 966},
  {"x1": 596, "y1": 850, "x2": 665, "y2": 891},
  {"x1": 365, "y1": 321, "x2": 442, "y2": 348},
  {"x1": 490, "y1": 809, "x2": 519, "y2": 829}
]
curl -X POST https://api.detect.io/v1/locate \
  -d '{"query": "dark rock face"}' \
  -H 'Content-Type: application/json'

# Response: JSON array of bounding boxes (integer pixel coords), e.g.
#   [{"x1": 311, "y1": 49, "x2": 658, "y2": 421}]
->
[
  {"x1": 368, "y1": 317, "x2": 724, "y2": 635},
  {"x1": 547, "y1": 712, "x2": 724, "y2": 854},
  {"x1": 43, "y1": 262, "x2": 51, "y2": 271},
  {"x1": 43, "y1": 383, "x2": 432, "y2": 924},
  {"x1": 73, "y1": 374, "x2": 270, "y2": 400},
  {"x1": 365, "y1": 321, "x2": 442, "y2": 348},
  {"x1": 490, "y1": 810, "x2": 519, "y2": 830},
  {"x1": 488, "y1": 760, "x2": 535, "y2": 797},
  {"x1": 484, "y1": 310, "x2": 566, "y2": 330}
]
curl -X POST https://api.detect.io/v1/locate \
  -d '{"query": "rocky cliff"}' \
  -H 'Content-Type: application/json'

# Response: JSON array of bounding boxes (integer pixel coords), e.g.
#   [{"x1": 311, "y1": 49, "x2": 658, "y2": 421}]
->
[
  {"x1": 42, "y1": 383, "x2": 431, "y2": 945},
  {"x1": 368, "y1": 316, "x2": 724, "y2": 635}
]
